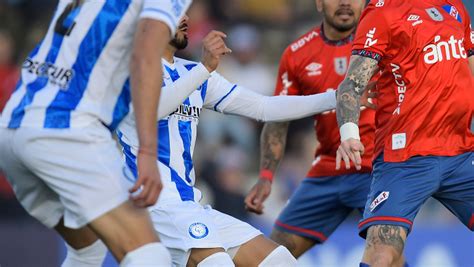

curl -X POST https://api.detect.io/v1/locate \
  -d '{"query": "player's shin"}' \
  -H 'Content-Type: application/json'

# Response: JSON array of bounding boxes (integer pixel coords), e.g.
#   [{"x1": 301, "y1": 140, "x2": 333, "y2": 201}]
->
[
  {"x1": 119, "y1": 242, "x2": 171, "y2": 267},
  {"x1": 62, "y1": 239, "x2": 107, "y2": 267},
  {"x1": 257, "y1": 246, "x2": 297, "y2": 267}
]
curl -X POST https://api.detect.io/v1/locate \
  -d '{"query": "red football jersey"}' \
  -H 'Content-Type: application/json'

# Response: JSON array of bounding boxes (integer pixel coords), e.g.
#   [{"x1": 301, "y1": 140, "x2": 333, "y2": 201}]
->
[
  {"x1": 353, "y1": 0, "x2": 474, "y2": 162},
  {"x1": 275, "y1": 26, "x2": 376, "y2": 177}
]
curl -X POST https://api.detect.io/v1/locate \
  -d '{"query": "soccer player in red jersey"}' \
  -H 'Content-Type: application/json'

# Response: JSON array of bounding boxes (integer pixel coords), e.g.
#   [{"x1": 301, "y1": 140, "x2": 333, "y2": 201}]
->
[
  {"x1": 245, "y1": 0, "x2": 376, "y2": 258},
  {"x1": 336, "y1": 0, "x2": 474, "y2": 266}
]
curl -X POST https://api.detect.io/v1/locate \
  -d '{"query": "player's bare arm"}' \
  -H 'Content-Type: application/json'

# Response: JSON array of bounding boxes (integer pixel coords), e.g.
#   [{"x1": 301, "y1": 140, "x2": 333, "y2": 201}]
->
[
  {"x1": 335, "y1": 55, "x2": 378, "y2": 170},
  {"x1": 129, "y1": 19, "x2": 171, "y2": 207},
  {"x1": 469, "y1": 57, "x2": 474, "y2": 75},
  {"x1": 245, "y1": 122, "x2": 289, "y2": 214}
]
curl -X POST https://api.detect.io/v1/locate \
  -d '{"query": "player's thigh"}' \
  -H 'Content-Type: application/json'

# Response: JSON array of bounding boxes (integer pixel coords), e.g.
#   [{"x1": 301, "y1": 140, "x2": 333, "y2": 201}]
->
[
  {"x1": 187, "y1": 247, "x2": 226, "y2": 267},
  {"x1": 340, "y1": 172, "x2": 372, "y2": 212},
  {"x1": 232, "y1": 235, "x2": 278, "y2": 267},
  {"x1": 435, "y1": 152, "x2": 474, "y2": 231},
  {"x1": 362, "y1": 224, "x2": 407, "y2": 266},
  {"x1": 274, "y1": 177, "x2": 352, "y2": 246},
  {"x1": 87, "y1": 200, "x2": 159, "y2": 262},
  {"x1": 55, "y1": 218, "x2": 99, "y2": 249},
  {"x1": 359, "y1": 154, "x2": 439, "y2": 238},
  {"x1": 0, "y1": 129, "x2": 64, "y2": 228},
  {"x1": 15, "y1": 125, "x2": 135, "y2": 230}
]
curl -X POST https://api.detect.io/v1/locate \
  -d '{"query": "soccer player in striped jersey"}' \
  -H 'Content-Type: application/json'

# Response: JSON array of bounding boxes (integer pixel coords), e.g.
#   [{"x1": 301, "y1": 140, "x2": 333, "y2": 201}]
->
[
  {"x1": 115, "y1": 15, "x2": 374, "y2": 266},
  {"x1": 0, "y1": 0, "x2": 191, "y2": 266}
]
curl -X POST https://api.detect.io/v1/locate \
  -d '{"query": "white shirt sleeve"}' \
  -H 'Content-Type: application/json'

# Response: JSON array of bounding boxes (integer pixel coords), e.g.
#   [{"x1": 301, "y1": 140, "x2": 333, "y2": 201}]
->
[
  {"x1": 157, "y1": 63, "x2": 210, "y2": 119},
  {"x1": 140, "y1": 0, "x2": 192, "y2": 35},
  {"x1": 203, "y1": 73, "x2": 337, "y2": 122}
]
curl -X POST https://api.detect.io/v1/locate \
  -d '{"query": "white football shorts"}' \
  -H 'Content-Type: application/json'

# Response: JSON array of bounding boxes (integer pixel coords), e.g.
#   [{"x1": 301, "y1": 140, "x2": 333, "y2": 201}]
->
[
  {"x1": 0, "y1": 123, "x2": 135, "y2": 229},
  {"x1": 149, "y1": 201, "x2": 262, "y2": 266}
]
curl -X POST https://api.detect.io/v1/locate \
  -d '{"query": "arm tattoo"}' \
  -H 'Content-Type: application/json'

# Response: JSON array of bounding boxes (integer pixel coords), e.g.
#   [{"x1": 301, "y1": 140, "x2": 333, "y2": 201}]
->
[
  {"x1": 260, "y1": 122, "x2": 289, "y2": 173},
  {"x1": 336, "y1": 55, "x2": 379, "y2": 127}
]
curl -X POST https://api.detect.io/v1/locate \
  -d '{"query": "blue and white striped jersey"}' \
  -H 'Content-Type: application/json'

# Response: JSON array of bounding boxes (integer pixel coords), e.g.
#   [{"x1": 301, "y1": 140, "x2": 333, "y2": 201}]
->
[
  {"x1": 118, "y1": 57, "x2": 238, "y2": 203},
  {"x1": 0, "y1": 0, "x2": 191, "y2": 131}
]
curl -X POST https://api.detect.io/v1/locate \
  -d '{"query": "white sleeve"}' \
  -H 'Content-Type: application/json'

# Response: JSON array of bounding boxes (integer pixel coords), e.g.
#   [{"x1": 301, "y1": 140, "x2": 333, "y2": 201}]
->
[
  {"x1": 140, "y1": 0, "x2": 192, "y2": 35},
  {"x1": 202, "y1": 72, "x2": 238, "y2": 112},
  {"x1": 215, "y1": 86, "x2": 337, "y2": 122},
  {"x1": 157, "y1": 63, "x2": 210, "y2": 119}
]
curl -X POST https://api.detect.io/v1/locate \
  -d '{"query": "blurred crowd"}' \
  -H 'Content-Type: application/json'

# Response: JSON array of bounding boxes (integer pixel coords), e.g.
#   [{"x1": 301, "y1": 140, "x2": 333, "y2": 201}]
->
[{"x1": 0, "y1": 0, "x2": 473, "y2": 236}]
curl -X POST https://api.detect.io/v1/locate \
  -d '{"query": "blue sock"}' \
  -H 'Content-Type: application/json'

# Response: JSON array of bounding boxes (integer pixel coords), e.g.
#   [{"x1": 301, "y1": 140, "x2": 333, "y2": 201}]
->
[
  {"x1": 404, "y1": 263, "x2": 410, "y2": 267},
  {"x1": 360, "y1": 263, "x2": 370, "y2": 267}
]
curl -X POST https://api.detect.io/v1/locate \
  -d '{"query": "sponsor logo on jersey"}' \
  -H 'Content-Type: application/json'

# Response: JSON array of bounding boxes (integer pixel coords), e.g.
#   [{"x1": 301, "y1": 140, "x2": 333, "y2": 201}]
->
[
  {"x1": 375, "y1": 0, "x2": 384, "y2": 7},
  {"x1": 306, "y1": 62, "x2": 323, "y2": 76},
  {"x1": 390, "y1": 63, "x2": 406, "y2": 115},
  {"x1": 370, "y1": 191, "x2": 389, "y2": 212},
  {"x1": 279, "y1": 72, "x2": 292, "y2": 95},
  {"x1": 334, "y1": 57, "x2": 348, "y2": 76},
  {"x1": 22, "y1": 58, "x2": 74, "y2": 90},
  {"x1": 426, "y1": 7, "x2": 444, "y2": 22},
  {"x1": 170, "y1": 104, "x2": 202, "y2": 122},
  {"x1": 188, "y1": 222, "x2": 209, "y2": 239},
  {"x1": 364, "y1": 28, "x2": 378, "y2": 48},
  {"x1": 423, "y1": 35, "x2": 467, "y2": 65},
  {"x1": 290, "y1": 31, "x2": 319, "y2": 52},
  {"x1": 407, "y1": 14, "x2": 423, "y2": 26}
]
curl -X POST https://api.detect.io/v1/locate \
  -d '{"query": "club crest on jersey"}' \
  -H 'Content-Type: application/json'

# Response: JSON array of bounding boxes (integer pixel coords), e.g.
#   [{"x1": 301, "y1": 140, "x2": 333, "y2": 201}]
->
[
  {"x1": 426, "y1": 7, "x2": 444, "y2": 22},
  {"x1": 442, "y1": 5, "x2": 462, "y2": 23},
  {"x1": 370, "y1": 191, "x2": 390, "y2": 212},
  {"x1": 306, "y1": 62, "x2": 322, "y2": 76},
  {"x1": 188, "y1": 222, "x2": 209, "y2": 239},
  {"x1": 334, "y1": 57, "x2": 348, "y2": 76}
]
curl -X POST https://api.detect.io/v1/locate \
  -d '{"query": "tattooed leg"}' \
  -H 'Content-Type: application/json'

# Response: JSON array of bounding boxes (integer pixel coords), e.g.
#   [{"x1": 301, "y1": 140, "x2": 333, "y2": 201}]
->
[{"x1": 362, "y1": 225, "x2": 407, "y2": 267}]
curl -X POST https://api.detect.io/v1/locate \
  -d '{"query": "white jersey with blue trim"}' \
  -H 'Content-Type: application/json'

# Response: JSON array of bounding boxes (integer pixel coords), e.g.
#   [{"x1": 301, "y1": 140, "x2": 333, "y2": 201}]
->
[
  {"x1": 0, "y1": 0, "x2": 191, "y2": 131},
  {"x1": 118, "y1": 57, "x2": 238, "y2": 204}
]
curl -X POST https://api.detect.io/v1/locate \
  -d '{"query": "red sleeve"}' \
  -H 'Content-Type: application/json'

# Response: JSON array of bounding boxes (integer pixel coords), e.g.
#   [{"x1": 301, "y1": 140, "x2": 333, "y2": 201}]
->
[
  {"x1": 464, "y1": 12, "x2": 474, "y2": 57},
  {"x1": 352, "y1": 1, "x2": 391, "y2": 61},
  {"x1": 274, "y1": 47, "x2": 302, "y2": 96}
]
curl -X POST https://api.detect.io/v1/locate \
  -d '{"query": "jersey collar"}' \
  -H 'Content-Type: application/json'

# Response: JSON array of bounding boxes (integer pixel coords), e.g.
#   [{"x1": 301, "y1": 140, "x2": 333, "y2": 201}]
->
[{"x1": 320, "y1": 24, "x2": 355, "y2": 46}]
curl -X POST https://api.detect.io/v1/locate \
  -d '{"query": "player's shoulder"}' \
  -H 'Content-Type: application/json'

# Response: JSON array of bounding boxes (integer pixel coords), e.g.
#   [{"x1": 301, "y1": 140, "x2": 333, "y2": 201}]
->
[
  {"x1": 286, "y1": 26, "x2": 322, "y2": 54},
  {"x1": 365, "y1": 0, "x2": 398, "y2": 9}
]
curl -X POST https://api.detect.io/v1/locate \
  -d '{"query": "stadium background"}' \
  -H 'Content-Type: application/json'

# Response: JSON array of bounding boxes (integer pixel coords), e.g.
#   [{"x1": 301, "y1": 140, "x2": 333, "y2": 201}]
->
[{"x1": 0, "y1": 0, "x2": 473, "y2": 266}]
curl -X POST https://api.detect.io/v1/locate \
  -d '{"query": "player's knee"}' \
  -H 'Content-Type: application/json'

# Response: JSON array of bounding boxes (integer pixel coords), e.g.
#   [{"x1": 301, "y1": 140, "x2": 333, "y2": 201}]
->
[
  {"x1": 196, "y1": 252, "x2": 234, "y2": 267},
  {"x1": 270, "y1": 230, "x2": 296, "y2": 254},
  {"x1": 120, "y1": 242, "x2": 171, "y2": 267},
  {"x1": 62, "y1": 239, "x2": 108, "y2": 267},
  {"x1": 258, "y1": 245, "x2": 297, "y2": 267}
]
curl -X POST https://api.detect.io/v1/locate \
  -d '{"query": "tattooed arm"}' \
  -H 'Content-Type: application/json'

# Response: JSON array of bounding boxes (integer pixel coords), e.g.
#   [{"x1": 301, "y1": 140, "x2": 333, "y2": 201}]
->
[
  {"x1": 244, "y1": 122, "x2": 289, "y2": 214},
  {"x1": 335, "y1": 55, "x2": 379, "y2": 170}
]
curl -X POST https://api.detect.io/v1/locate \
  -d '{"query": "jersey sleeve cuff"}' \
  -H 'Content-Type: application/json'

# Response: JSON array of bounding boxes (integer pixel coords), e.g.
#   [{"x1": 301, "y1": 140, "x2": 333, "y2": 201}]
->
[
  {"x1": 140, "y1": 8, "x2": 178, "y2": 36},
  {"x1": 352, "y1": 49, "x2": 382, "y2": 62}
]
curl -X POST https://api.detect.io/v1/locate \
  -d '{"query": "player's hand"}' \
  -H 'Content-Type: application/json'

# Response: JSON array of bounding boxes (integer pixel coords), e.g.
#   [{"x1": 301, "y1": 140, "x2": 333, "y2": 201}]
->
[
  {"x1": 129, "y1": 149, "x2": 163, "y2": 207},
  {"x1": 244, "y1": 179, "x2": 272, "y2": 214},
  {"x1": 336, "y1": 138, "x2": 365, "y2": 171},
  {"x1": 201, "y1": 30, "x2": 232, "y2": 72},
  {"x1": 360, "y1": 81, "x2": 378, "y2": 110}
]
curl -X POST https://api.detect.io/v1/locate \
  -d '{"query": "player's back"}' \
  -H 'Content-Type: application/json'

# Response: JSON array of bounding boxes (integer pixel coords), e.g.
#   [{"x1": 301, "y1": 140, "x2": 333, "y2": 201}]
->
[
  {"x1": 353, "y1": 0, "x2": 474, "y2": 162},
  {"x1": 0, "y1": 0, "x2": 191, "y2": 131}
]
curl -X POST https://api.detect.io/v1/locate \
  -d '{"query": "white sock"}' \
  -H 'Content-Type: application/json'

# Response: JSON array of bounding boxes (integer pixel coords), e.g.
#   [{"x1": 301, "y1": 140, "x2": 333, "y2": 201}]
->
[
  {"x1": 120, "y1": 242, "x2": 171, "y2": 267},
  {"x1": 258, "y1": 246, "x2": 297, "y2": 267},
  {"x1": 62, "y1": 239, "x2": 107, "y2": 267}
]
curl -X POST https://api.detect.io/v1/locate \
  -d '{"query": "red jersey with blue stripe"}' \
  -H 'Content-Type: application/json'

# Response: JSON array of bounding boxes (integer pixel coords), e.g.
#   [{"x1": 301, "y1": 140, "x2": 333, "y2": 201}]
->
[
  {"x1": 275, "y1": 26, "x2": 376, "y2": 177},
  {"x1": 352, "y1": 0, "x2": 474, "y2": 162}
]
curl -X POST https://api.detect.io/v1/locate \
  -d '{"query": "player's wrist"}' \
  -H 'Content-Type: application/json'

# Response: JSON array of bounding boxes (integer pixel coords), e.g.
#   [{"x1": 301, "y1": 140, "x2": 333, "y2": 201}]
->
[
  {"x1": 259, "y1": 169, "x2": 274, "y2": 183},
  {"x1": 340, "y1": 122, "x2": 360, "y2": 142},
  {"x1": 138, "y1": 147, "x2": 157, "y2": 157}
]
